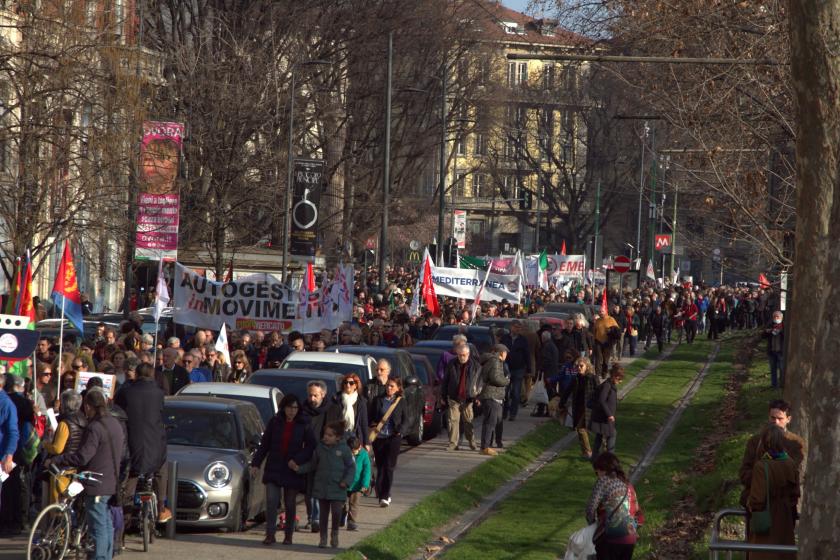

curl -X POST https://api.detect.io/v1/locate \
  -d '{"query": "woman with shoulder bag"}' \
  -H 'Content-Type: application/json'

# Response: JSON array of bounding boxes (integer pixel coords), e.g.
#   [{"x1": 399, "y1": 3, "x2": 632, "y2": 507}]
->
[
  {"x1": 560, "y1": 357, "x2": 598, "y2": 459},
  {"x1": 334, "y1": 373, "x2": 369, "y2": 448},
  {"x1": 368, "y1": 377, "x2": 407, "y2": 507},
  {"x1": 585, "y1": 452, "x2": 644, "y2": 560}
]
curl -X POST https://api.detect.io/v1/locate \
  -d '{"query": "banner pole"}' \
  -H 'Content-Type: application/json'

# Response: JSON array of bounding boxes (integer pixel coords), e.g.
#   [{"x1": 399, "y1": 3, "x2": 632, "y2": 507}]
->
[{"x1": 57, "y1": 298, "x2": 65, "y2": 399}]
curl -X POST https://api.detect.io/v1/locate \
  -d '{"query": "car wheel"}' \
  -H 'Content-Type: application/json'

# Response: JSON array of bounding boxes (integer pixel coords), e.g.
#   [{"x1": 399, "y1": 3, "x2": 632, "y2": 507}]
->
[
  {"x1": 224, "y1": 487, "x2": 249, "y2": 533},
  {"x1": 407, "y1": 414, "x2": 423, "y2": 446}
]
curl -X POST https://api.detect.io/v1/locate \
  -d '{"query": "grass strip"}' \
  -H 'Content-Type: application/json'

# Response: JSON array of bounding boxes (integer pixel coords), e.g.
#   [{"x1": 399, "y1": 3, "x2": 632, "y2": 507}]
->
[
  {"x1": 440, "y1": 339, "x2": 714, "y2": 560},
  {"x1": 336, "y1": 348, "x2": 662, "y2": 560}
]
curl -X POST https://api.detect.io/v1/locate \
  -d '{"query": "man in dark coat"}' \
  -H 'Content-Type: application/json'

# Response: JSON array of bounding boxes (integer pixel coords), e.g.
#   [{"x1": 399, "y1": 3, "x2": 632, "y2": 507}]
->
[
  {"x1": 646, "y1": 306, "x2": 666, "y2": 353},
  {"x1": 299, "y1": 379, "x2": 341, "y2": 532},
  {"x1": 500, "y1": 320, "x2": 530, "y2": 421},
  {"x1": 115, "y1": 363, "x2": 170, "y2": 522},
  {"x1": 763, "y1": 311, "x2": 785, "y2": 388},
  {"x1": 54, "y1": 390, "x2": 125, "y2": 560},
  {"x1": 441, "y1": 343, "x2": 482, "y2": 451},
  {"x1": 155, "y1": 347, "x2": 190, "y2": 395}
]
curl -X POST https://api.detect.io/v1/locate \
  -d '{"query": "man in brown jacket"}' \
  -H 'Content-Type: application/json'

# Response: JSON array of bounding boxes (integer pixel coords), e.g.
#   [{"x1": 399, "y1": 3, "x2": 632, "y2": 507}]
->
[{"x1": 738, "y1": 399, "x2": 806, "y2": 510}]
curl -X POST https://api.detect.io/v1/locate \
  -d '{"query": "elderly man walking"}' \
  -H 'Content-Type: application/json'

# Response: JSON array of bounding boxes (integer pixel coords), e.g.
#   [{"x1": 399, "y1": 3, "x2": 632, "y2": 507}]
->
[{"x1": 441, "y1": 343, "x2": 482, "y2": 451}]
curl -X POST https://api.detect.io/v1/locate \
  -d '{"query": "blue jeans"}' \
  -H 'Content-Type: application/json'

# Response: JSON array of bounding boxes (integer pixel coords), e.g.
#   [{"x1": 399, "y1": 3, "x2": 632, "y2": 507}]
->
[
  {"x1": 768, "y1": 351, "x2": 784, "y2": 388},
  {"x1": 84, "y1": 495, "x2": 113, "y2": 560},
  {"x1": 503, "y1": 368, "x2": 525, "y2": 419}
]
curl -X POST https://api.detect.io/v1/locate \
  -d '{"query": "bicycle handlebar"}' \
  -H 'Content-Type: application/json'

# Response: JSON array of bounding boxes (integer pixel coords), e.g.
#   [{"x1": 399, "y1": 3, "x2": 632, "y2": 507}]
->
[{"x1": 49, "y1": 464, "x2": 102, "y2": 483}]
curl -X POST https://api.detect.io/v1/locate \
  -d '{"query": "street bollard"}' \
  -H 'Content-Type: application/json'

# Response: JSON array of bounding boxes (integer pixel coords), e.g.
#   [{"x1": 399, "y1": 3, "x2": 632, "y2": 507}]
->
[{"x1": 166, "y1": 461, "x2": 177, "y2": 539}]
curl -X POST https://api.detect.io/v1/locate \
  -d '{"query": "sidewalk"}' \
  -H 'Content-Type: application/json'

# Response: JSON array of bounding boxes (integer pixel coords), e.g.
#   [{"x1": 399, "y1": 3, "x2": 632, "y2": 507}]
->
[{"x1": 0, "y1": 413, "x2": 547, "y2": 560}]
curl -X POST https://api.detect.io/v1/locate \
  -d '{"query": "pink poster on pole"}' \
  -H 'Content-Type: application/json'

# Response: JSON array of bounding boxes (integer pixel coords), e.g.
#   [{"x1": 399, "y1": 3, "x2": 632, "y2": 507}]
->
[{"x1": 136, "y1": 121, "x2": 183, "y2": 260}]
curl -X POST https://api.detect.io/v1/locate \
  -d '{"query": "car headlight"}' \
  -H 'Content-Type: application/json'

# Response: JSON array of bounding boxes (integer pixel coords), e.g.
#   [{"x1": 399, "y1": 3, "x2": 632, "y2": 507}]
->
[{"x1": 204, "y1": 462, "x2": 232, "y2": 489}]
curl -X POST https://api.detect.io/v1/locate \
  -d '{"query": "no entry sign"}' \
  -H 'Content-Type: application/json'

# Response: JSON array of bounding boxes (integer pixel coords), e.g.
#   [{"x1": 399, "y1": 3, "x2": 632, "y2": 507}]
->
[{"x1": 613, "y1": 255, "x2": 631, "y2": 274}]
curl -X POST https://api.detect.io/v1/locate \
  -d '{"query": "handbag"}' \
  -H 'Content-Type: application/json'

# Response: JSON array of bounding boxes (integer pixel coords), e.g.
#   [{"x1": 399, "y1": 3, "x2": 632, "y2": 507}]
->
[
  {"x1": 368, "y1": 396, "x2": 402, "y2": 442},
  {"x1": 749, "y1": 461, "x2": 773, "y2": 535},
  {"x1": 592, "y1": 487, "x2": 629, "y2": 544}
]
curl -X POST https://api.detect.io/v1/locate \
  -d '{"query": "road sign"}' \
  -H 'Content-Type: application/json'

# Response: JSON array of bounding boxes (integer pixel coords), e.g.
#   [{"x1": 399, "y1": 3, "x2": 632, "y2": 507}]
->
[
  {"x1": 365, "y1": 237, "x2": 377, "y2": 250},
  {"x1": 613, "y1": 255, "x2": 631, "y2": 274},
  {"x1": 654, "y1": 234, "x2": 672, "y2": 251}
]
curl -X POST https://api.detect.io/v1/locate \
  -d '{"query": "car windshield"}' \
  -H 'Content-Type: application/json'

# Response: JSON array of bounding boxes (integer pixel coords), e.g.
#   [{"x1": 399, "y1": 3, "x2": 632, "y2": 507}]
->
[
  {"x1": 251, "y1": 375, "x2": 335, "y2": 402},
  {"x1": 164, "y1": 409, "x2": 239, "y2": 450},
  {"x1": 433, "y1": 328, "x2": 493, "y2": 352},
  {"x1": 282, "y1": 360, "x2": 365, "y2": 379},
  {"x1": 201, "y1": 393, "x2": 274, "y2": 425}
]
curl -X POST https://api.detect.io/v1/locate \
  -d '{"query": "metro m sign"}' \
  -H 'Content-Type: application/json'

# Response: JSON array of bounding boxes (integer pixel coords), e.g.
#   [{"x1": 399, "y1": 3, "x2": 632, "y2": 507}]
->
[{"x1": 655, "y1": 234, "x2": 672, "y2": 252}]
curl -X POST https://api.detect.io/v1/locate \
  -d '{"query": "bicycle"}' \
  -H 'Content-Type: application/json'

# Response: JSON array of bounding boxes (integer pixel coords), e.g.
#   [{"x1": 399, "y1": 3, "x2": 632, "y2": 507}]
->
[
  {"x1": 27, "y1": 466, "x2": 101, "y2": 560},
  {"x1": 134, "y1": 473, "x2": 159, "y2": 552}
]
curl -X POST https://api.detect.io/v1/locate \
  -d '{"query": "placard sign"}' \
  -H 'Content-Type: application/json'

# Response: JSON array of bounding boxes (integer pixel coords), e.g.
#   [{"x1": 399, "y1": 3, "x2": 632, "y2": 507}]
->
[{"x1": 74, "y1": 372, "x2": 117, "y2": 399}]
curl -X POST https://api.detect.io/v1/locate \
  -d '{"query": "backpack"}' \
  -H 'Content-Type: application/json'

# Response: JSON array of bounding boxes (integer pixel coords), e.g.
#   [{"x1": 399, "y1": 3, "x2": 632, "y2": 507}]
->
[{"x1": 603, "y1": 487, "x2": 638, "y2": 540}]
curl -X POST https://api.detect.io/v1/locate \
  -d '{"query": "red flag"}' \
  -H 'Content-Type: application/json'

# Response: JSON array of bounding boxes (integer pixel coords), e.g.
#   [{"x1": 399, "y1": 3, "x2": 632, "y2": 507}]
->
[
  {"x1": 758, "y1": 273, "x2": 771, "y2": 289},
  {"x1": 224, "y1": 258, "x2": 234, "y2": 282},
  {"x1": 306, "y1": 262, "x2": 316, "y2": 292},
  {"x1": 51, "y1": 241, "x2": 84, "y2": 332},
  {"x1": 421, "y1": 253, "x2": 440, "y2": 317},
  {"x1": 560, "y1": 240, "x2": 567, "y2": 255},
  {"x1": 599, "y1": 288, "x2": 608, "y2": 317},
  {"x1": 18, "y1": 252, "x2": 35, "y2": 323}
]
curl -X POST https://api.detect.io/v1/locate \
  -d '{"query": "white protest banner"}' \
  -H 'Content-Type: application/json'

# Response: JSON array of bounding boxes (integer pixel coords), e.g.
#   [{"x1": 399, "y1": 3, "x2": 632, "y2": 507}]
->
[
  {"x1": 174, "y1": 263, "x2": 296, "y2": 331},
  {"x1": 431, "y1": 266, "x2": 522, "y2": 303}
]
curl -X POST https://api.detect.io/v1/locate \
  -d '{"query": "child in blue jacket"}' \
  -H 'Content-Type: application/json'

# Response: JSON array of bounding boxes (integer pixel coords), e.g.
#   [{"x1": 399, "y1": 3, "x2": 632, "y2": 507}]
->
[{"x1": 344, "y1": 436, "x2": 371, "y2": 531}]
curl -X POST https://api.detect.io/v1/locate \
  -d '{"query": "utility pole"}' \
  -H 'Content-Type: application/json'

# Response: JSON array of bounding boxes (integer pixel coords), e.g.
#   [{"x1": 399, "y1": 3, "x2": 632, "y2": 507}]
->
[
  {"x1": 437, "y1": 60, "x2": 447, "y2": 266},
  {"x1": 379, "y1": 31, "x2": 393, "y2": 292},
  {"x1": 647, "y1": 133, "x2": 657, "y2": 264},
  {"x1": 635, "y1": 122, "x2": 648, "y2": 258},
  {"x1": 659, "y1": 155, "x2": 669, "y2": 277},
  {"x1": 594, "y1": 179, "x2": 601, "y2": 266},
  {"x1": 671, "y1": 183, "x2": 679, "y2": 275}
]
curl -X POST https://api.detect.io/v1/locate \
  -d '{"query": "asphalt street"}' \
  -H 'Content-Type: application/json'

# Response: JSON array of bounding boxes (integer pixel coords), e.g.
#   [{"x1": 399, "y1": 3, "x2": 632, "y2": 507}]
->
[{"x1": 0, "y1": 411, "x2": 547, "y2": 560}]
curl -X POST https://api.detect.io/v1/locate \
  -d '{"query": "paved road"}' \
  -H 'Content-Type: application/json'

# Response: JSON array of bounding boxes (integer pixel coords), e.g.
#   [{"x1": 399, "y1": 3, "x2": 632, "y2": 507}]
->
[{"x1": 0, "y1": 411, "x2": 548, "y2": 560}]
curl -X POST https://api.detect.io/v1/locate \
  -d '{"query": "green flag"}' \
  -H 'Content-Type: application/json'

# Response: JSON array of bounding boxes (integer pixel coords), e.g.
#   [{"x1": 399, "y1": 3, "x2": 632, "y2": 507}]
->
[
  {"x1": 538, "y1": 249, "x2": 548, "y2": 271},
  {"x1": 459, "y1": 255, "x2": 487, "y2": 270}
]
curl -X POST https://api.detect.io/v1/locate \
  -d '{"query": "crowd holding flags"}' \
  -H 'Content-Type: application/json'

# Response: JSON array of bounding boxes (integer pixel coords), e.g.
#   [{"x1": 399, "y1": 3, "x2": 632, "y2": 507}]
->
[{"x1": 4, "y1": 252, "x2": 37, "y2": 376}]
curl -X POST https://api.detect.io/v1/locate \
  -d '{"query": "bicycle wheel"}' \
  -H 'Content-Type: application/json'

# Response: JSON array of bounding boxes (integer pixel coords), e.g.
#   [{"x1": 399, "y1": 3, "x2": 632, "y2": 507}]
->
[
  {"x1": 74, "y1": 517, "x2": 91, "y2": 560},
  {"x1": 28, "y1": 504, "x2": 71, "y2": 560},
  {"x1": 142, "y1": 505, "x2": 151, "y2": 552}
]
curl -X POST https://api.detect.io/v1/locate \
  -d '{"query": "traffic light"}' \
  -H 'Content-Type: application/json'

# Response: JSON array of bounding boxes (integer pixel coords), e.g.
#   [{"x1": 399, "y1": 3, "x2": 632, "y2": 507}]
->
[
  {"x1": 443, "y1": 237, "x2": 458, "y2": 267},
  {"x1": 519, "y1": 190, "x2": 533, "y2": 210}
]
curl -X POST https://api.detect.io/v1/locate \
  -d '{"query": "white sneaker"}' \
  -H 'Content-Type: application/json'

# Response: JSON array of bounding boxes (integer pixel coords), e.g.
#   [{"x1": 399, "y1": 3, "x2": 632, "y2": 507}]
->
[{"x1": 379, "y1": 498, "x2": 391, "y2": 507}]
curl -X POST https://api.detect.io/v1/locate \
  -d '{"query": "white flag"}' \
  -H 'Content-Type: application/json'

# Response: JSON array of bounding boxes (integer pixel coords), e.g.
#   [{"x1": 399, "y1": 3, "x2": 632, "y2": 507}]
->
[
  {"x1": 671, "y1": 267, "x2": 680, "y2": 285},
  {"x1": 215, "y1": 323, "x2": 231, "y2": 368},
  {"x1": 646, "y1": 260, "x2": 656, "y2": 281},
  {"x1": 154, "y1": 260, "x2": 170, "y2": 322}
]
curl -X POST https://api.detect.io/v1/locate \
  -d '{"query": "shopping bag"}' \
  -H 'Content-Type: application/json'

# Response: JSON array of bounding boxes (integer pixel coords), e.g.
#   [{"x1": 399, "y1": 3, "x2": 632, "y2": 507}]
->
[{"x1": 563, "y1": 522, "x2": 597, "y2": 560}]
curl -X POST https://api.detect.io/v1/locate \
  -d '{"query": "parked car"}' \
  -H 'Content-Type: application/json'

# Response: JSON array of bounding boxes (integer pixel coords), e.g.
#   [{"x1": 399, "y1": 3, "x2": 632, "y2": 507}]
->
[
  {"x1": 176, "y1": 383, "x2": 283, "y2": 425},
  {"x1": 247, "y1": 368, "x2": 343, "y2": 402},
  {"x1": 476, "y1": 317, "x2": 540, "y2": 333},
  {"x1": 528, "y1": 311, "x2": 572, "y2": 327},
  {"x1": 544, "y1": 302, "x2": 593, "y2": 322},
  {"x1": 280, "y1": 351, "x2": 377, "y2": 384},
  {"x1": 431, "y1": 325, "x2": 496, "y2": 352},
  {"x1": 35, "y1": 319, "x2": 119, "y2": 343},
  {"x1": 409, "y1": 353, "x2": 443, "y2": 439},
  {"x1": 163, "y1": 396, "x2": 265, "y2": 532}
]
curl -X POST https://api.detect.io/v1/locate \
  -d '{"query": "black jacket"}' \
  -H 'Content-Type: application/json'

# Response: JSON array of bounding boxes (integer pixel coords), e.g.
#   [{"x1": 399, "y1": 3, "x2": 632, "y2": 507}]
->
[
  {"x1": 115, "y1": 378, "x2": 167, "y2": 475},
  {"x1": 251, "y1": 414, "x2": 315, "y2": 490},
  {"x1": 301, "y1": 398, "x2": 342, "y2": 440},
  {"x1": 155, "y1": 364, "x2": 190, "y2": 396},
  {"x1": 59, "y1": 411, "x2": 88, "y2": 458},
  {"x1": 57, "y1": 414, "x2": 125, "y2": 496},
  {"x1": 368, "y1": 394, "x2": 408, "y2": 437},
  {"x1": 590, "y1": 380, "x2": 618, "y2": 424},
  {"x1": 540, "y1": 339, "x2": 560, "y2": 377},
  {"x1": 501, "y1": 333, "x2": 530, "y2": 372},
  {"x1": 441, "y1": 357, "x2": 483, "y2": 402}
]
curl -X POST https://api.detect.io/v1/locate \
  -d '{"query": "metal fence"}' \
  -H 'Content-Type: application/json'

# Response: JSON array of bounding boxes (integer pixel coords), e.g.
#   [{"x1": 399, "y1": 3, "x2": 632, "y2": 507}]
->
[{"x1": 709, "y1": 508, "x2": 798, "y2": 559}]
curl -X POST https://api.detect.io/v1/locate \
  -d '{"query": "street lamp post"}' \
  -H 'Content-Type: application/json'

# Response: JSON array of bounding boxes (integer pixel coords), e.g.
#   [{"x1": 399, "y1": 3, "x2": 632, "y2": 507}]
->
[
  {"x1": 379, "y1": 31, "x2": 393, "y2": 292},
  {"x1": 437, "y1": 61, "x2": 447, "y2": 266},
  {"x1": 280, "y1": 59, "x2": 330, "y2": 285},
  {"x1": 635, "y1": 122, "x2": 649, "y2": 261}
]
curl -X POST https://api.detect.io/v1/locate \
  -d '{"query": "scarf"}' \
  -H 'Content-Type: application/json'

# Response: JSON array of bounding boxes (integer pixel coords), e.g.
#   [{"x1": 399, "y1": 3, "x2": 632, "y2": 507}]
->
[{"x1": 341, "y1": 391, "x2": 358, "y2": 432}]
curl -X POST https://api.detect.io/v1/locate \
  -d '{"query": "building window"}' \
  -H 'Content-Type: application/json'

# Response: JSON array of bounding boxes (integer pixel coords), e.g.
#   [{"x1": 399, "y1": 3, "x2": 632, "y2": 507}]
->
[
  {"x1": 562, "y1": 65, "x2": 577, "y2": 92},
  {"x1": 453, "y1": 170, "x2": 466, "y2": 197},
  {"x1": 474, "y1": 133, "x2": 487, "y2": 156},
  {"x1": 506, "y1": 62, "x2": 528, "y2": 87},
  {"x1": 562, "y1": 110, "x2": 574, "y2": 138},
  {"x1": 474, "y1": 173, "x2": 493, "y2": 198},
  {"x1": 562, "y1": 143, "x2": 574, "y2": 163},
  {"x1": 455, "y1": 134, "x2": 466, "y2": 156},
  {"x1": 543, "y1": 64, "x2": 555, "y2": 89},
  {"x1": 479, "y1": 59, "x2": 491, "y2": 85},
  {"x1": 467, "y1": 219, "x2": 485, "y2": 236}
]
